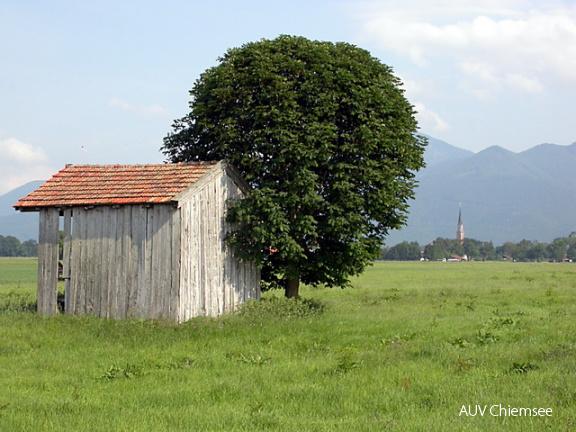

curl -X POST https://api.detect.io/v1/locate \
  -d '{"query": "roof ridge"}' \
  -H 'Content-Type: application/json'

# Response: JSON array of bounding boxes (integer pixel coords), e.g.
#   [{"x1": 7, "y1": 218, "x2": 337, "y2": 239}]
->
[{"x1": 62, "y1": 161, "x2": 219, "y2": 168}]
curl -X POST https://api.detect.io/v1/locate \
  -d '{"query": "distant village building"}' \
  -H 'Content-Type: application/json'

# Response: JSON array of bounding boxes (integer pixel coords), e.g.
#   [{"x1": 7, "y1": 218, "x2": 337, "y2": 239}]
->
[
  {"x1": 456, "y1": 204, "x2": 465, "y2": 242},
  {"x1": 14, "y1": 161, "x2": 260, "y2": 323}
]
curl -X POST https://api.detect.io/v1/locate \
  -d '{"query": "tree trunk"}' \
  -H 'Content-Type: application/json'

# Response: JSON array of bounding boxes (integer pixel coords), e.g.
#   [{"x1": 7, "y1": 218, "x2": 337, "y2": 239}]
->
[{"x1": 285, "y1": 277, "x2": 300, "y2": 298}]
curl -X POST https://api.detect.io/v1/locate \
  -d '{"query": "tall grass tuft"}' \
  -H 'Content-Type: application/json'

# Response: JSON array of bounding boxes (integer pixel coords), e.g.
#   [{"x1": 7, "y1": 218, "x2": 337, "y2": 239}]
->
[
  {"x1": 235, "y1": 296, "x2": 326, "y2": 319},
  {"x1": 0, "y1": 291, "x2": 36, "y2": 312}
]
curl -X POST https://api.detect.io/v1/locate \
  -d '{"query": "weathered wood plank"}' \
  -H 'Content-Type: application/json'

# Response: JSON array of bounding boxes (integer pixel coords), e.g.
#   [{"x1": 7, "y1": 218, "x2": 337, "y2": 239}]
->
[
  {"x1": 86, "y1": 207, "x2": 100, "y2": 315},
  {"x1": 170, "y1": 207, "x2": 181, "y2": 321},
  {"x1": 37, "y1": 208, "x2": 60, "y2": 315},
  {"x1": 155, "y1": 205, "x2": 175, "y2": 320},
  {"x1": 178, "y1": 202, "x2": 190, "y2": 322},
  {"x1": 132, "y1": 205, "x2": 147, "y2": 318},
  {"x1": 104, "y1": 206, "x2": 118, "y2": 318},
  {"x1": 216, "y1": 176, "x2": 227, "y2": 313},
  {"x1": 81, "y1": 209, "x2": 91, "y2": 315},
  {"x1": 187, "y1": 197, "x2": 200, "y2": 320},
  {"x1": 125, "y1": 205, "x2": 139, "y2": 318},
  {"x1": 148, "y1": 206, "x2": 158, "y2": 318},
  {"x1": 62, "y1": 208, "x2": 72, "y2": 313},
  {"x1": 201, "y1": 188, "x2": 212, "y2": 316},
  {"x1": 70, "y1": 207, "x2": 83, "y2": 314},
  {"x1": 190, "y1": 196, "x2": 201, "y2": 318},
  {"x1": 159, "y1": 206, "x2": 172, "y2": 319},
  {"x1": 199, "y1": 191, "x2": 210, "y2": 316},
  {"x1": 97, "y1": 207, "x2": 111, "y2": 318},
  {"x1": 149, "y1": 205, "x2": 173, "y2": 319},
  {"x1": 80, "y1": 208, "x2": 91, "y2": 314},
  {"x1": 148, "y1": 206, "x2": 159, "y2": 319},
  {"x1": 142, "y1": 207, "x2": 154, "y2": 318},
  {"x1": 122, "y1": 206, "x2": 137, "y2": 319},
  {"x1": 180, "y1": 196, "x2": 202, "y2": 322},
  {"x1": 111, "y1": 208, "x2": 123, "y2": 315},
  {"x1": 213, "y1": 181, "x2": 222, "y2": 315},
  {"x1": 106, "y1": 207, "x2": 119, "y2": 318},
  {"x1": 115, "y1": 206, "x2": 128, "y2": 319}
]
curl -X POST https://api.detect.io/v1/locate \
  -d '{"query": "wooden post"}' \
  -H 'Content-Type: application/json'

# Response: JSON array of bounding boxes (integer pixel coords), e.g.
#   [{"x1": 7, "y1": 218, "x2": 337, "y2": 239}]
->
[{"x1": 37, "y1": 208, "x2": 60, "y2": 315}]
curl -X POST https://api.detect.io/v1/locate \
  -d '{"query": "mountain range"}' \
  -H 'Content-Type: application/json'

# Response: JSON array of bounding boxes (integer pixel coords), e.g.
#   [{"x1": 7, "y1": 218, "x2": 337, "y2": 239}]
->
[
  {"x1": 385, "y1": 136, "x2": 576, "y2": 246},
  {"x1": 1, "y1": 137, "x2": 575, "y2": 245},
  {"x1": 0, "y1": 181, "x2": 44, "y2": 241}
]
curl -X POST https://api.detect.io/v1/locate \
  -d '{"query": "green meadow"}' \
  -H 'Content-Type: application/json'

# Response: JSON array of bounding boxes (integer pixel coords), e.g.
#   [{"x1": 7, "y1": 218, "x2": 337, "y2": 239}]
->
[{"x1": 1, "y1": 258, "x2": 576, "y2": 431}]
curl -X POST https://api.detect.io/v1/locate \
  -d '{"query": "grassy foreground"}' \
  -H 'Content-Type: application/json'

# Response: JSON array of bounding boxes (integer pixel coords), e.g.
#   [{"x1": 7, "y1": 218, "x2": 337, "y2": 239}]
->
[{"x1": 1, "y1": 258, "x2": 576, "y2": 431}]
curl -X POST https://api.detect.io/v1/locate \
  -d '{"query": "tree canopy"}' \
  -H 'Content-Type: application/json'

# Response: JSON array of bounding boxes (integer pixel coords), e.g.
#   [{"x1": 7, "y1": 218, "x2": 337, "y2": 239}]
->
[
  {"x1": 162, "y1": 35, "x2": 426, "y2": 297},
  {"x1": 0, "y1": 235, "x2": 37, "y2": 257},
  {"x1": 383, "y1": 241, "x2": 422, "y2": 261}
]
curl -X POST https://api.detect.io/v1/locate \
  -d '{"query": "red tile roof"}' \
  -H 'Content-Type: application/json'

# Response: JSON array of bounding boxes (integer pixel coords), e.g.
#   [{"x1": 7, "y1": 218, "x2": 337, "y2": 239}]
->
[{"x1": 14, "y1": 162, "x2": 220, "y2": 209}]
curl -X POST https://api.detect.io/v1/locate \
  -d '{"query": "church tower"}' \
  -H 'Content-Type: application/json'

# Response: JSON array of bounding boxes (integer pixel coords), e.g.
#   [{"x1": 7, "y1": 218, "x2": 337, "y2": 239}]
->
[{"x1": 456, "y1": 204, "x2": 465, "y2": 241}]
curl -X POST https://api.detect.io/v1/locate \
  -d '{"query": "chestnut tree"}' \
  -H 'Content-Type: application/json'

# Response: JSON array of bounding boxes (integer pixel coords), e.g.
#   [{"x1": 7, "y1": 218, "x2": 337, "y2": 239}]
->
[{"x1": 162, "y1": 35, "x2": 426, "y2": 297}]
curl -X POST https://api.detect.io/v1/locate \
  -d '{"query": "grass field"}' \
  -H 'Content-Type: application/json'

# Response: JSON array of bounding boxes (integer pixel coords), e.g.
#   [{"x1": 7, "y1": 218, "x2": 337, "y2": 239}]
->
[{"x1": 1, "y1": 258, "x2": 575, "y2": 431}]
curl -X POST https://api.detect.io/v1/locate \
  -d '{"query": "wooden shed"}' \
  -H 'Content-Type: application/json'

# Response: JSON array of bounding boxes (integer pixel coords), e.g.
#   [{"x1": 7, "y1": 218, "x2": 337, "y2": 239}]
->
[{"x1": 14, "y1": 161, "x2": 260, "y2": 323}]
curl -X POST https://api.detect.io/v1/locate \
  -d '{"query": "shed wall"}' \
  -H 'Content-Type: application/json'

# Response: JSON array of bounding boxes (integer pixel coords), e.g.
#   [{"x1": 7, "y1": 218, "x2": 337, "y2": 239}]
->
[
  {"x1": 66, "y1": 204, "x2": 180, "y2": 320},
  {"x1": 178, "y1": 168, "x2": 260, "y2": 322}
]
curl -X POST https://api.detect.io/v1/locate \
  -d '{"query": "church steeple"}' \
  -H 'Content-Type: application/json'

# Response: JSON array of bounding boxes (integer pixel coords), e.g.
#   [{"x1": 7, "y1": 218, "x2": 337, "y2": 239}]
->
[{"x1": 456, "y1": 204, "x2": 465, "y2": 241}]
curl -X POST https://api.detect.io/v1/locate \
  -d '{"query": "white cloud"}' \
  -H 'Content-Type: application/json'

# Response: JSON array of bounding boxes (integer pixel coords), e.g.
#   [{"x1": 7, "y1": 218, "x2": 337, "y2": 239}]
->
[
  {"x1": 109, "y1": 97, "x2": 170, "y2": 118},
  {"x1": 413, "y1": 102, "x2": 450, "y2": 132},
  {"x1": 505, "y1": 73, "x2": 543, "y2": 93},
  {"x1": 357, "y1": 1, "x2": 576, "y2": 94},
  {"x1": 0, "y1": 137, "x2": 48, "y2": 164},
  {"x1": 460, "y1": 60, "x2": 543, "y2": 95},
  {"x1": 0, "y1": 138, "x2": 54, "y2": 194}
]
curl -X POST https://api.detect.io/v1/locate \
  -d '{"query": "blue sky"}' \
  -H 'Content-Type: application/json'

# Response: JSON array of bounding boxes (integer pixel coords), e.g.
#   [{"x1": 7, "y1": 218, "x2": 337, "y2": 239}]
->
[{"x1": 1, "y1": 0, "x2": 575, "y2": 193}]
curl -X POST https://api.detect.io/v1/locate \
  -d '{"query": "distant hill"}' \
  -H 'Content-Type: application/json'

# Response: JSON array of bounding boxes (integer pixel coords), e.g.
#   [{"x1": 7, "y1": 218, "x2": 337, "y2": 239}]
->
[
  {"x1": 0, "y1": 180, "x2": 44, "y2": 241},
  {"x1": 421, "y1": 135, "x2": 475, "y2": 167},
  {"x1": 386, "y1": 141, "x2": 576, "y2": 245}
]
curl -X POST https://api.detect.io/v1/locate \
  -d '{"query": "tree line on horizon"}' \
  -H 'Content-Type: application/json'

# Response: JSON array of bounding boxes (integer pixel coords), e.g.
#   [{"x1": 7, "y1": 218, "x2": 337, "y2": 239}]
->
[
  {"x1": 382, "y1": 234, "x2": 576, "y2": 262},
  {"x1": 4, "y1": 232, "x2": 575, "y2": 264},
  {"x1": 0, "y1": 235, "x2": 38, "y2": 257}
]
